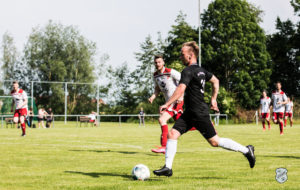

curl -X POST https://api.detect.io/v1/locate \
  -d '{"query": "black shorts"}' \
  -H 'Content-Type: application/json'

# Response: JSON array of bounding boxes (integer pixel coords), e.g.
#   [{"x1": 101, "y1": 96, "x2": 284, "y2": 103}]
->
[
  {"x1": 173, "y1": 113, "x2": 217, "y2": 139},
  {"x1": 38, "y1": 118, "x2": 44, "y2": 122}
]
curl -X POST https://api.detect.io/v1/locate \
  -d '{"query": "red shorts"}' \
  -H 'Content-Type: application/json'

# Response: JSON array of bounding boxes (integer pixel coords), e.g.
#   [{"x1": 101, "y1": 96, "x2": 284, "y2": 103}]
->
[
  {"x1": 272, "y1": 112, "x2": 284, "y2": 120},
  {"x1": 89, "y1": 120, "x2": 95, "y2": 123},
  {"x1": 285, "y1": 113, "x2": 293, "y2": 118},
  {"x1": 261, "y1": 113, "x2": 269, "y2": 119},
  {"x1": 14, "y1": 108, "x2": 27, "y2": 118},
  {"x1": 166, "y1": 101, "x2": 184, "y2": 121}
]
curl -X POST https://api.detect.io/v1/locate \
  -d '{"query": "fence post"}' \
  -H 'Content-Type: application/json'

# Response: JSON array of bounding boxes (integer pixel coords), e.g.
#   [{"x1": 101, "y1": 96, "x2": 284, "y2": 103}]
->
[
  {"x1": 76, "y1": 116, "x2": 78, "y2": 127},
  {"x1": 119, "y1": 115, "x2": 121, "y2": 127},
  {"x1": 255, "y1": 111, "x2": 258, "y2": 125},
  {"x1": 64, "y1": 82, "x2": 67, "y2": 124},
  {"x1": 1, "y1": 116, "x2": 3, "y2": 128},
  {"x1": 31, "y1": 81, "x2": 34, "y2": 109}
]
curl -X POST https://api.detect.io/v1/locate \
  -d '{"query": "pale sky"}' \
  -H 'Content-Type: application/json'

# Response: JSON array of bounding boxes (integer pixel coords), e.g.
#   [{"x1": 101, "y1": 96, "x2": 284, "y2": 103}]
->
[{"x1": 0, "y1": 0, "x2": 298, "y2": 70}]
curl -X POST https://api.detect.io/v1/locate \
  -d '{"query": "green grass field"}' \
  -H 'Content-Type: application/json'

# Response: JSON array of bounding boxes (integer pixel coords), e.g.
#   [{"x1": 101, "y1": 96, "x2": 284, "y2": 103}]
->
[{"x1": 0, "y1": 122, "x2": 299, "y2": 190}]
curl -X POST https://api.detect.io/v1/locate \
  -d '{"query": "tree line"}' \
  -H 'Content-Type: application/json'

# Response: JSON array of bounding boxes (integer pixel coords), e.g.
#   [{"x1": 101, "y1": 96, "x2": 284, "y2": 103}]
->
[{"x1": 1, "y1": 0, "x2": 299, "y2": 119}]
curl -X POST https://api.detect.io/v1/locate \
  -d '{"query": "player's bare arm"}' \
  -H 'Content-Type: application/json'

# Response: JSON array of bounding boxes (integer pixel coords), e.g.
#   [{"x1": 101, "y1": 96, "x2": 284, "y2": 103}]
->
[
  {"x1": 148, "y1": 85, "x2": 161, "y2": 104},
  {"x1": 209, "y1": 75, "x2": 219, "y2": 112},
  {"x1": 160, "y1": 84, "x2": 186, "y2": 113}
]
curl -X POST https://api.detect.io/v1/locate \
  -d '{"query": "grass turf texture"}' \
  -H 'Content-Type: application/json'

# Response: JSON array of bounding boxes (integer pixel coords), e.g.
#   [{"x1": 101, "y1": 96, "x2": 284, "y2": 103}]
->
[{"x1": 0, "y1": 122, "x2": 299, "y2": 190}]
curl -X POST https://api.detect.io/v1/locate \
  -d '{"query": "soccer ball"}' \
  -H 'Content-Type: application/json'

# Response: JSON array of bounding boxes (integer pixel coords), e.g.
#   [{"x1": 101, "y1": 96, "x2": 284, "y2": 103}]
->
[{"x1": 131, "y1": 164, "x2": 150, "y2": 181}]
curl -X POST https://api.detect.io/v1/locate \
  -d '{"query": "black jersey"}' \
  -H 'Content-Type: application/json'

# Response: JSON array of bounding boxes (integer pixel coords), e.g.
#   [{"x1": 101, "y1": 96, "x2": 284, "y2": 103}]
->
[{"x1": 179, "y1": 64, "x2": 213, "y2": 118}]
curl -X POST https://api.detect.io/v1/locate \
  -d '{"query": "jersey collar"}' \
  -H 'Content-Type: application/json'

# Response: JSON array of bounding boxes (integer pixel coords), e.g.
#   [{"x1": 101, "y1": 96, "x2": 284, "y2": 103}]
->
[{"x1": 158, "y1": 67, "x2": 165, "y2": 74}]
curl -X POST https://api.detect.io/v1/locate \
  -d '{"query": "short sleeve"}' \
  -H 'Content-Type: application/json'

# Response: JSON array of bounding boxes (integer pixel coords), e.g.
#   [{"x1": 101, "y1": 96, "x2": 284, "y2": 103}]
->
[
  {"x1": 283, "y1": 93, "x2": 287, "y2": 101},
  {"x1": 170, "y1": 69, "x2": 181, "y2": 83},
  {"x1": 22, "y1": 91, "x2": 28, "y2": 100},
  {"x1": 204, "y1": 69, "x2": 213, "y2": 81},
  {"x1": 179, "y1": 68, "x2": 193, "y2": 86}
]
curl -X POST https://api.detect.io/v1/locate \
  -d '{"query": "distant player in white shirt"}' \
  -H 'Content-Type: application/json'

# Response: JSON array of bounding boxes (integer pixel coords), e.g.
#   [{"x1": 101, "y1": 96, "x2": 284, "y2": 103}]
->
[
  {"x1": 284, "y1": 97, "x2": 293, "y2": 127},
  {"x1": 271, "y1": 82, "x2": 288, "y2": 135},
  {"x1": 259, "y1": 90, "x2": 271, "y2": 131},
  {"x1": 148, "y1": 55, "x2": 184, "y2": 154},
  {"x1": 11, "y1": 81, "x2": 28, "y2": 136}
]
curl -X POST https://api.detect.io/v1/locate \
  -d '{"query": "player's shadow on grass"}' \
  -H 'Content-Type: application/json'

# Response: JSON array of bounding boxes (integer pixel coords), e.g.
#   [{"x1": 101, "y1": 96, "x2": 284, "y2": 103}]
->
[
  {"x1": 261, "y1": 155, "x2": 300, "y2": 159},
  {"x1": 65, "y1": 171, "x2": 132, "y2": 179},
  {"x1": 64, "y1": 171, "x2": 161, "y2": 181},
  {"x1": 69, "y1": 149, "x2": 160, "y2": 157}
]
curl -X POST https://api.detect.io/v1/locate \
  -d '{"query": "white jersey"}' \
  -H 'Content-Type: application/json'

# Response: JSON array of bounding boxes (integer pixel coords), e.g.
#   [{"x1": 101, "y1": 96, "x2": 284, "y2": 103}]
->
[
  {"x1": 285, "y1": 102, "x2": 293, "y2": 113},
  {"x1": 88, "y1": 114, "x2": 96, "y2": 120},
  {"x1": 271, "y1": 90, "x2": 287, "y2": 113},
  {"x1": 153, "y1": 67, "x2": 181, "y2": 101},
  {"x1": 260, "y1": 97, "x2": 271, "y2": 113},
  {"x1": 11, "y1": 89, "x2": 28, "y2": 110}
]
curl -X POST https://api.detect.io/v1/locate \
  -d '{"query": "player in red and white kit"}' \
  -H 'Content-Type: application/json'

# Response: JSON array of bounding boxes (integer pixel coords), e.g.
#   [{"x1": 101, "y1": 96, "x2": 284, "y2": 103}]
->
[
  {"x1": 11, "y1": 81, "x2": 28, "y2": 136},
  {"x1": 284, "y1": 97, "x2": 293, "y2": 127},
  {"x1": 271, "y1": 82, "x2": 287, "y2": 135},
  {"x1": 148, "y1": 55, "x2": 184, "y2": 154},
  {"x1": 259, "y1": 90, "x2": 271, "y2": 131}
]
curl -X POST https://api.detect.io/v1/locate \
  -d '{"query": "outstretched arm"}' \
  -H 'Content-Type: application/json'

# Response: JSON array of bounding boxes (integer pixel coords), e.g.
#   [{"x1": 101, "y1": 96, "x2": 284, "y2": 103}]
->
[
  {"x1": 149, "y1": 85, "x2": 160, "y2": 104},
  {"x1": 209, "y1": 75, "x2": 219, "y2": 112},
  {"x1": 160, "y1": 84, "x2": 186, "y2": 113}
]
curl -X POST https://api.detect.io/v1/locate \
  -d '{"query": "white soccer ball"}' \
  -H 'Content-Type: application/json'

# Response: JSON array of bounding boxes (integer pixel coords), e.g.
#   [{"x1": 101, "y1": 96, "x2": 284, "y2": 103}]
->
[{"x1": 131, "y1": 164, "x2": 150, "y2": 181}]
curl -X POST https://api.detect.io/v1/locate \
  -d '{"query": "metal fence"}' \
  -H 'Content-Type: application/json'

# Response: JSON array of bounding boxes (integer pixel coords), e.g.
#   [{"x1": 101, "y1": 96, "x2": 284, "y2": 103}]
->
[{"x1": 0, "y1": 113, "x2": 228, "y2": 128}]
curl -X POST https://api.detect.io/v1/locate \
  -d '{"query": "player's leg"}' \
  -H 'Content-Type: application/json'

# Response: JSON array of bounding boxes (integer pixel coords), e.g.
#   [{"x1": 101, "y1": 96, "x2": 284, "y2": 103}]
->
[
  {"x1": 284, "y1": 113, "x2": 287, "y2": 127},
  {"x1": 152, "y1": 111, "x2": 172, "y2": 153},
  {"x1": 42, "y1": 119, "x2": 45, "y2": 128},
  {"x1": 266, "y1": 113, "x2": 271, "y2": 129},
  {"x1": 272, "y1": 112, "x2": 278, "y2": 124},
  {"x1": 20, "y1": 115, "x2": 26, "y2": 136},
  {"x1": 278, "y1": 114, "x2": 284, "y2": 135},
  {"x1": 197, "y1": 116, "x2": 255, "y2": 168},
  {"x1": 153, "y1": 114, "x2": 189, "y2": 176},
  {"x1": 13, "y1": 116, "x2": 19, "y2": 128},
  {"x1": 261, "y1": 114, "x2": 266, "y2": 131},
  {"x1": 13, "y1": 109, "x2": 19, "y2": 128},
  {"x1": 289, "y1": 114, "x2": 293, "y2": 127}
]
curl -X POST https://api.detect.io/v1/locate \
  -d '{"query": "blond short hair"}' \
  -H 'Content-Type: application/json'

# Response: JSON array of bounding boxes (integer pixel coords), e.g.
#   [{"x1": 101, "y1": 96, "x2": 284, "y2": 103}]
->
[{"x1": 182, "y1": 41, "x2": 199, "y2": 57}]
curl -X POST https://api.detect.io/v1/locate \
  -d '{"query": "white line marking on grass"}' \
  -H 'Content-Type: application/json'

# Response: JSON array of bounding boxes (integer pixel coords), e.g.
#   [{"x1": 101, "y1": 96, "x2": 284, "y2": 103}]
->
[{"x1": 0, "y1": 142, "x2": 143, "y2": 149}]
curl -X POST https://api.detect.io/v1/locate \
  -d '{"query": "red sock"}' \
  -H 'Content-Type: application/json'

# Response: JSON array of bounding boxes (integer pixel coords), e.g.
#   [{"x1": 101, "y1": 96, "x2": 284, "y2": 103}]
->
[
  {"x1": 279, "y1": 122, "x2": 283, "y2": 133},
  {"x1": 21, "y1": 123, "x2": 26, "y2": 135},
  {"x1": 284, "y1": 119, "x2": 287, "y2": 126},
  {"x1": 161, "y1": 125, "x2": 168, "y2": 147},
  {"x1": 262, "y1": 121, "x2": 265, "y2": 129}
]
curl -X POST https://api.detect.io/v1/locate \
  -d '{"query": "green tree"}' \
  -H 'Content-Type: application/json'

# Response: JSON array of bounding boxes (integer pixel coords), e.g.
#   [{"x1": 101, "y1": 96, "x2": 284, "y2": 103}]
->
[
  {"x1": 267, "y1": 7, "x2": 300, "y2": 96},
  {"x1": 201, "y1": 0, "x2": 271, "y2": 108},
  {"x1": 1, "y1": 32, "x2": 18, "y2": 81},
  {"x1": 164, "y1": 12, "x2": 198, "y2": 72},
  {"x1": 134, "y1": 34, "x2": 166, "y2": 100},
  {"x1": 105, "y1": 63, "x2": 138, "y2": 114},
  {"x1": 291, "y1": 0, "x2": 300, "y2": 15},
  {"x1": 23, "y1": 21, "x2": 97, "y2": 114}
]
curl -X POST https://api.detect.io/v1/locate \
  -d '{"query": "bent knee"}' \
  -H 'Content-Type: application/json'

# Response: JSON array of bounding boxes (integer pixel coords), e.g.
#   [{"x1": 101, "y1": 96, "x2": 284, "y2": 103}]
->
[
  {"x1": 167, "y1": 130, "x2": 180, "y2": 140},
  {"x1": 158, "y1": 117, "x2": 166, "y2": 125},
  {"x1": 209, "y1": 141, "x2": 219, "y2": 147}
]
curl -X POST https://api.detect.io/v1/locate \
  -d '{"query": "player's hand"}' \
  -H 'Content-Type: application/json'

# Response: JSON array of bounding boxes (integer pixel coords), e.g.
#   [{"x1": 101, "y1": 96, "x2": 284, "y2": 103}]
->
[
  {"x1": 210, "y1": 99, "x2": 219, "y2": 113},
  {"x1": 176, "y1": 100, "x2": 183, "y2": 104},
  {"x1": 159, "y1": 104, "x2": 168, "y2": 114},
  {"x1": 148, "y1": 97, "x2": 154, "y2": 104}
]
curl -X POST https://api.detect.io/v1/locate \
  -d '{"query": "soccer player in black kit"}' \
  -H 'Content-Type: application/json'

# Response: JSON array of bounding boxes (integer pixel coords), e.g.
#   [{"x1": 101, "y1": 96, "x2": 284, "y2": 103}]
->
[{"x1": 153, "y1": 41, "x2": 255, "y2": 177}]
